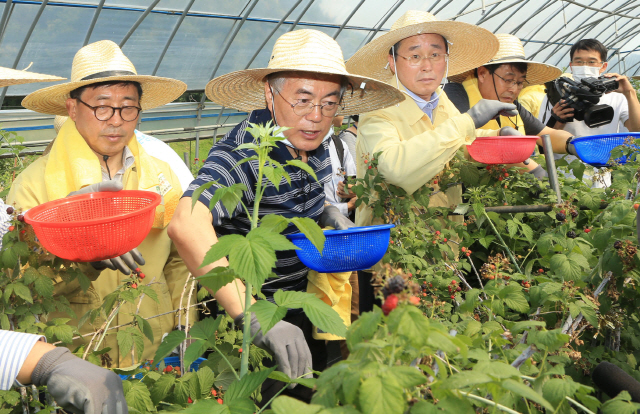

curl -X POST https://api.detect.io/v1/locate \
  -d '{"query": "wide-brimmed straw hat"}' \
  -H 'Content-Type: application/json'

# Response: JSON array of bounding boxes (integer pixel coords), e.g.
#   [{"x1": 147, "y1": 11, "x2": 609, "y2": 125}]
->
[
  {"x1": 22, "y1": 40, "x2": 186, "y2": 116},
  {"x1": 345, "y1": 10, "x2": 499, "y2": 81},
  {"x1": 0, "y1": 66, "x2": 64, "y2": 88},
  {"x1": 449, "y1": 34, "x2": 561, "y2": 85},
  {"x1": 205, "y1": 29, "x2": 405, "y2": 116}
]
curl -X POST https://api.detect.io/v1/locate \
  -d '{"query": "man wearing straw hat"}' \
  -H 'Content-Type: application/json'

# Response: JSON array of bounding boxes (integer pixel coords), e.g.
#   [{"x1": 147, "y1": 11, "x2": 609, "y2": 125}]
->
[
  {"x1": 445, "y1": 33, "x2": 578, "y2": 178},
  {"x1": 8, "y1": 40, "x2": 196, "y2": 367},
  {"x1": 345, "y1": 10, "x2": 518, "y2": 313},
  {"x1": 168, "y1": 29, "x2": 404, "y2": 402},
  {"x1": 0, "y1": 68, "x2": 127, "y2": 413}
]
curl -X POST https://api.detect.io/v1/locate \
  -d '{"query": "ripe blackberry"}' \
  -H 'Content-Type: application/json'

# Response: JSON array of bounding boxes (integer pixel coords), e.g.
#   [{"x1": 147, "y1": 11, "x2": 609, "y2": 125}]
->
[
  {"x1": 386, "y1": 275, "x2": 405, "y2": 295},
  {"x1": 5, "y1": 206, "x2": 13, "y2": 214},
  {"x1": 614, "y1": 240, "x2": 623, "y2": 249},
  {"x1": 556, "y1": 212, "x2": 566, "y2": 221},
  {"x1": 570, "y1": 210, "x2": 578, "y2": 219},
  {"x1": 17, "y1": 214, "x2": 24, "y2": 222},
  {"x1": 567, "y1": 231, "x2": 577, "y2": 239}
]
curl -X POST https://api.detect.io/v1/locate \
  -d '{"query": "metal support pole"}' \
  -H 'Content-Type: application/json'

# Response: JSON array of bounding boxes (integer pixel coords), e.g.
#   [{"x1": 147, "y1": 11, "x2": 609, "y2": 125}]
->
[{"x1": 541, "y1": 134, "x2": 562, "y2": 203}]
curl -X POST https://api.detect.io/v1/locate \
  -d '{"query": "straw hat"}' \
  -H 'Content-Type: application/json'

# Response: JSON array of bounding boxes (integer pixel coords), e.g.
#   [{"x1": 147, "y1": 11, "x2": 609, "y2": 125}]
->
[
  {"x1": 22, "y1": 40, "x2": 186, "y2": 116},
  {"x1": 205, "y1": 29, "x2": 405, "y2": 116},
  {"x1": 449, "y1": 34, "x2": 561, "y2": 85},
  {"x1": 345, "y1": 10, "x2": 499, "y2": 81},
  {"x1": 0, "y1": 66, "x2": 64, "y2": 88}
]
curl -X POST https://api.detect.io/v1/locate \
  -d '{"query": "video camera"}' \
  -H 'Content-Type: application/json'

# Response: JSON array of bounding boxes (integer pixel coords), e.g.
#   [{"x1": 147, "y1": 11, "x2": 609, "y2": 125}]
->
[{"x1": 545, "y1": 76, "x2": 619, "y2": 128}]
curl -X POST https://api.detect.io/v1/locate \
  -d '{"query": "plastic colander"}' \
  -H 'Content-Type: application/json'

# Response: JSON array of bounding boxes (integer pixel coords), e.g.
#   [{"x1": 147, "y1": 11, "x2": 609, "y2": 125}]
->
[
  {"x1": 571, "y1": 132, "x2": 640, "y2": 167},
  {"x1": 24, "y1": 190, "x2": 161, "y2": 262},
  {"x1": 467, "y1": 136, "x2": 538, "y2": 164},
  {"x1": 286, "y1": 224, "x2": 395, "y2": 273}
]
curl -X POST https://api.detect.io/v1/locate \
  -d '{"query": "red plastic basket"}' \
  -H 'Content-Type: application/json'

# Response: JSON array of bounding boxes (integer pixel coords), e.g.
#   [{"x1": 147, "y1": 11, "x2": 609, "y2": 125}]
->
[
  {"x1": 467, "y1": 136, "x2": 538, "y2": 164},
  {"x1": 24, "y1": 190, "x2": 161, "y2": 262}
]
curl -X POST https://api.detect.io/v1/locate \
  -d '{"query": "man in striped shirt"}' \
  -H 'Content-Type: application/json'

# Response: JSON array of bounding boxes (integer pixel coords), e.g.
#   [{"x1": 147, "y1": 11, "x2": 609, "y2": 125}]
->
[
  {"x1": 0, "y1": 330, "x2": 126, "y2": 414},
  {"x1": 168, "y1": 29, "x2": 403, "y2": 404}
]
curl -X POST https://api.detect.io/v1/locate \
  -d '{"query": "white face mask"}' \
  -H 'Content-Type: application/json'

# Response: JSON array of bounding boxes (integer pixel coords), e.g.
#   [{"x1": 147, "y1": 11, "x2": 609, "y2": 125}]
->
[{"x1": 571, "y1": 65, "x2": 601, "y2": 82}]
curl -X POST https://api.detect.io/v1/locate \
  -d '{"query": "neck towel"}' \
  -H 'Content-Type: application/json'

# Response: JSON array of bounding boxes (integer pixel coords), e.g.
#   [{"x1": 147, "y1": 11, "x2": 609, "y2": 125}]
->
[{"x1": 44, "y1": 118, "x2": 179, "y2": 228}]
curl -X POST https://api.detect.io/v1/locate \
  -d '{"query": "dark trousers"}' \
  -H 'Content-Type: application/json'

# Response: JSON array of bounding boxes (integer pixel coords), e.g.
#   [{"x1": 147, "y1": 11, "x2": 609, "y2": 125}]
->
[
  {"x1": 258, "y1": 312, "x2": 327, "y2": 407},
  {"x1": 358, "y1": 270, "x2": 381, "y2": 314}
]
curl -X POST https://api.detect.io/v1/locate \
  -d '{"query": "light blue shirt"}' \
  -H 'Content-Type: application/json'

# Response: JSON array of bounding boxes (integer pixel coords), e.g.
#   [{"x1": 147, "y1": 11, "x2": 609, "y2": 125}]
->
[
  {"x1": 404, "y1": 88, "x2": 440, "y2": 122},
  {"x1": 0, "y1": 330, "x2": 45, "y2": 390}
]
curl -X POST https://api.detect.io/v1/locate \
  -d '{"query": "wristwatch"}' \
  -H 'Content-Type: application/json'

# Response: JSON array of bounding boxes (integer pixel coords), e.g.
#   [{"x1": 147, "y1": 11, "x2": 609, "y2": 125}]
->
[{"x1": 565, "y1": 136, "x2": 575, "y2": 154}]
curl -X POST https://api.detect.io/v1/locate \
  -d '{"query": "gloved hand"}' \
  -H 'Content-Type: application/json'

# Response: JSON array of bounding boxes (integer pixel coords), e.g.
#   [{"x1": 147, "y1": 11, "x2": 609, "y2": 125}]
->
[
  {"x1": 91, "y1": 248, "x2": 145, "y2": 275},
  {"x1": 529, "y1": 165, "x2": 548, "y2": 179},
  {"x1": 67, "y1": 181, "x2": 123, "y2": 197},
  {"x1": 235, "y1": 313, "x2": 312, "y2": 388},
  {"x1": 319, "y1": 205, "x2": 355, "y2": 230},
  {"x1": 31, "y1": 347, "x2": 127, "y2": 414},
  {"x1": 467, "y1": 99, "x2": 518, "y2": 128},
  {"x1": 499, "y1": 126, "x2": 522, "y2": 136}
]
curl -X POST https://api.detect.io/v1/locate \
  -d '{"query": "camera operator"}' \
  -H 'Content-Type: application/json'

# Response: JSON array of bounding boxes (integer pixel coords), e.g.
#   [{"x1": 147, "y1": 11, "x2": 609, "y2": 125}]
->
[{"x1": 542, "y1": 39, "x2": 640, "y2": 136}]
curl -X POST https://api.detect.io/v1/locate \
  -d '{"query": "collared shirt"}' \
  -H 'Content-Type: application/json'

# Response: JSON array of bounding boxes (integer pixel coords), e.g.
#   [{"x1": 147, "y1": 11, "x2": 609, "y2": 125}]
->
[
  {"x1": 404, "y1": 88, "x2": 440, "y2": 122},
  {"x1": 324, "y1": 135, "x2": 357, "y2": 217},
  {"x1": 0, "y1": 331, "x2": 45, "y2": 390},
  {"x1": 184, "y1": 109, "x2": 332, "y2": 300},
  {"x1": 100, "y1": 146, "x2": 135, "y2": 182}
]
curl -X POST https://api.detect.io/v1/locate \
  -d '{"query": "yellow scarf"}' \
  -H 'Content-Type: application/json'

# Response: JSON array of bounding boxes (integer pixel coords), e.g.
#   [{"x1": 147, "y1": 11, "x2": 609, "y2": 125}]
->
[
  {"x1": 44, "y1": 119, "x2": 179, "y2": 229},
  {"x1": 462, "y1": 75, "x2": 525, "y2": 134}
]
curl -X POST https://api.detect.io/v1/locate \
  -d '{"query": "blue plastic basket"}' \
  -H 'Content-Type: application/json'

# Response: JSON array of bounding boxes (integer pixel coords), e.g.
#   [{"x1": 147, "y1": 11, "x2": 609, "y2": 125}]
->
[
  {"x1": 286, "y1": 224, "x2": 395, "y2": 273},
  {"x1": 119, "y1": 356, "x2": 206, "y2": 380},
  {"x1": 572, "y1": 133, "x2": 640, "y2": 167}
]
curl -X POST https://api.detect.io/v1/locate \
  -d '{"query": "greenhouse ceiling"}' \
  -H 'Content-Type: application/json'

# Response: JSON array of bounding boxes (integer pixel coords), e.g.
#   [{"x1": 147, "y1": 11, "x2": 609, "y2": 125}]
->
[{"x1": 2, "y1": 0, "x2": 640, "y2": 101}]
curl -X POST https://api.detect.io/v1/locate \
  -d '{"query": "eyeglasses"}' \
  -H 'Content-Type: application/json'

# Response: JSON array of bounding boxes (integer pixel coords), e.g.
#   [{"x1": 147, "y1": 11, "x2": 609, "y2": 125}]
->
[
  {"x1": 397, "y1": 52, "x2": 449, "y2": 66},
  {"x1": 492, "y1": 72, "x2": 528, "y2": 89},
  {"x1": 76, "y1": 98, "x2": 142, "y2": 122},
  {"x1": 273, "y1": 89, "x2": 342, "y2": 117},
  {"x1": 571, "y1": 59, "x2": 604, "y2": 67}
]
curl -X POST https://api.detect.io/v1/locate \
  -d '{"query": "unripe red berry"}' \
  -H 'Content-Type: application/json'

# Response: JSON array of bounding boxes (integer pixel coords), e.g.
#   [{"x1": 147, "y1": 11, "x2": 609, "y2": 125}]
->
[
  {"x1": 409, "y1": 296, "x2": 420, "y2": 305},
  {"x1": 584, "y1": 228, "x2": 591, "y2": 233},
  {"x1": 211, "y1": 389, "x2": 217, "y2": 396},
  {"x1": 217, "y1": 398, "x2": 223, "y2": 404},
  {"x1": 188, "y1": 397, "x2": 193, "y2": 404},
  {"x1": 450, "y1": 295, "x2": 455, "y2": 299},
  {"x1": 8, "y1": 226, "x2": 14, "y2": 232},
  {"x1": 131, "y1": 283, "x2": 137, "y2": 289},
  {"x1": 382, "y1": 294, "x2": 399, "y2": 315},
  {"x1": 368, "y1": 165, "x2": 372, "y2": 169},
  {"x1": 139, "y1": 273, "x2": 145, "y2": 279}
]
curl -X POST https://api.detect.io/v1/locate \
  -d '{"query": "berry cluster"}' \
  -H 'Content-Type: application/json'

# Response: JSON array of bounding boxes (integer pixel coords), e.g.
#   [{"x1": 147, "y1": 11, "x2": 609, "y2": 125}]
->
[
  {"x1": 460, "y1": 246, "x2": 472, "y2": 257},
  {"x1": 130, "y1": 267, "x2": 145, "y2": 289},
  {"x1": 377, "y1": 265, "x2": 422, "y2": 315},
  {"x1": 5, "y1": 206, "x2": 26, "y2": 234},
  {"x1": 486, "y1": 165, "x2": 510, "y2": 188},
  {"x1": 614, "y1": 239, "x2": 638, "y2": 272},
  {"x1": 480, "y1": 253, "x2": 513, "y2": 282}
]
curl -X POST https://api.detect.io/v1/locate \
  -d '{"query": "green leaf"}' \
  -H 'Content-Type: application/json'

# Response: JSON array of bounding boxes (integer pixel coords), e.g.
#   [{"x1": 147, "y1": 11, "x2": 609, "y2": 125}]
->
[
  {"x1": 190, "y1": 316, "x2": 223, "y2": 342},
  {"x1": 543, "y1": 377, "x2": 577, "y2": 409},
  {"x1": 271, "y1": 396, "x2": 323, "y2": 414},
  {"x1": 507, "y1": 220, "x2": 518, "y2": 238},
  {"x1": 601, "y1": 391, "x2": 640, "y2": 414},
  {"x1": 150, "y1": 374, "x2": 176, "y2": 405},
  {"x1": 360, "y1": 373, "x2": 405, "y2": 414},
  {"x1": 388, "y1": 366, "x2": 427, "y2": 388},
  {"x1": 196, "y1": 366, "x2": 215, "y2": 398},
  {"x1": 289, "y1": 216, "x2": 325, "y2": 254},
  {"x1": 225, "y1": 366, "x2": 275, "y2": 402},
  {"x1": 135, "y1": 315, "x2": 154, "y2": 344},
  {"x1": 286, "y1": 159, "x2": 318, "y2": 182},
  {"x1": 184, "y1": 339, "x2": 208, "y2": 371},
  {"x1": 440, "y1": 371, "x2": 493, "y2": 389},
  {"x1": 460, "y1": 163, "x2": 480, "y2": 185},
  {"x1": 473, "y1": 361, "x2": 521, "y2": 379},
  {"x1": 273, "y1": 290, "x2": 316, "y2": 309},
  {"x1": 263, "y1": 165, "x2": 282, "y2": 190},
  {"x1": 209, "y1": 183, "x2": 247, "y2": 217},
  {"x1": 501, "y1": 379, "x2": 554, "y2": 411},
  {"x1": 250, "y1": 227, "x2": 298, "y2": 251},
  {"x1": 10, "y1": 283, "x2": 33, "y2": 304},
  {"x1": 346, "y1": 306, "x2": 383, "y2": 347},
  {"x1": 260, "y1": 214, "x2": 290, "y2": 233},
  {"x1": 249, "y1": 300, "x2": 287, "y2": 334},
  {"x1": 196, "y1": 267, "x2": 238, "y2": 294},
  {"x1": 550, "y1": 253, "x2": 582, "y2": 281},
  {"x1": 153, "y1": 329, "x2": 186, "y2": 364},
  {"x1": 125, "y1": 380, "x2": 157, "y2": 412},
  {"x1": 229, "y1": 231, "x2": 278, "y2": 288},
  {"x1": 302, "y1": 296, "x2": 347, "y2": 338},
  {"x1": 191, "y1": 181, "x2": 217, "y2": 212},
  {"x1": 117, "y1": 329, "x2": 134, "y2": 355},
  {"x1": 175, "y1": 399, "x2": 227, "y2": 414},
  {"x1": 201, "y1": 234, "x2": 245, "y2": 268}
]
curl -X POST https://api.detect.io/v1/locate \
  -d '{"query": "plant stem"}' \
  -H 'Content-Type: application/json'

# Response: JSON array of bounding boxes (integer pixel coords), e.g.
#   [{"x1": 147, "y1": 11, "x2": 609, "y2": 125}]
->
[
  {"x1": 483, "y1": 212, "x2": 523, "y2": 273},
  {"x1": 211, "y1": 344, "x2": 241, "y2": 381},
  {"x1": 565, "y1": 397, "x2": 595, "y2": 414},
  {"x1": 461, "y1": 392, "x2": 522, "y2": 414},
  {"x1": 256, "y1": 383, "x2": 288, "y2": 413}
]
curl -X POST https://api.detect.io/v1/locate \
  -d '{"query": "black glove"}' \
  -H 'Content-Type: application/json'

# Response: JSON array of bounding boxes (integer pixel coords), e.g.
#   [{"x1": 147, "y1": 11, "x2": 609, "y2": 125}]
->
[
  {"x1": 319, "y1": 205, "x2": 355, "y2": 230},
  {"x1": 499, "y1": 126, "x2": 522, "y2": 136},
  {"x1": 32, "y1": 347, "x2": 127, "y2": 414},
  {"x1": 235, "y1": 313, "x2": 312, "y2": 388},
  {"x1": 467, "y1": 99, "x2": 517, "y2": 128},
  {"x1": 529, "y1": 165, "x2": 548, "y2": 180}
]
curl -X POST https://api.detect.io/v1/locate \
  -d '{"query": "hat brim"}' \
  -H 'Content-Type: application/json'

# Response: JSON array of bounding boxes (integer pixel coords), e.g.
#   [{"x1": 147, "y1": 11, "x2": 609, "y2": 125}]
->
[
  {"x1": 345, "y1": 21, "x2": 499, "y2": 81},
  {"x1": 204, "y1": 68, "x2": 405, "y2": 116},
  {"x1": 449, "y1": 58, "x2": 562, "y2": 85},
  {"x1": 22, "y1": 75, "x2": 186, "y2": 116},
  {"x1": 0, "y1": 67, "x2": 65, "y2": 88}
]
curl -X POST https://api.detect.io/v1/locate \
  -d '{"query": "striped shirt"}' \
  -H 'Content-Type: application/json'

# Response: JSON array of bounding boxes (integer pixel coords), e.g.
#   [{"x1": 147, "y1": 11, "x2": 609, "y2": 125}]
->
[
  {"x1": 0, "y1": 331, "x2": 45, "y2": 390},
  {"x1": 184, "y1": 109, "x2": 332, "y2": 299}
]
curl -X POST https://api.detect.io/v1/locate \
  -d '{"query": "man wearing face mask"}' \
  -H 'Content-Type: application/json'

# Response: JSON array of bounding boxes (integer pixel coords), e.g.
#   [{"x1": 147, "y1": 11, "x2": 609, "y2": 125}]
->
[{"x1": 538, "y1": 39, "x2": 640, "y2": 186}]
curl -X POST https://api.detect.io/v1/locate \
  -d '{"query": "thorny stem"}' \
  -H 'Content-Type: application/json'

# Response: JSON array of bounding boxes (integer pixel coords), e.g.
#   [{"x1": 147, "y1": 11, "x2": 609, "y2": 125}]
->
[
  {"x1": 483, "y1": 212, "x2": 523, "y2": 274},
  {"x1": 212, "y1": 344, "x2": 241, "y2": 381},
  {"x1": 461, "y1": 392, "x2": 522, "y2": 414},
  {"x1": 566, "y1": 396, "x2": 596, "y2": 414}
]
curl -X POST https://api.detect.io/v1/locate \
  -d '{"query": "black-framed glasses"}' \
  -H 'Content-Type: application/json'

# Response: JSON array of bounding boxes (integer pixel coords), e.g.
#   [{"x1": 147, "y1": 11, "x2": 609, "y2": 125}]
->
[
  {"x1": 273, "y1": 88, "x2": 343, "y2": 117},
  {"x1": 76, "y1": 98, "x2": 142, "y2": 122},
  {"x1": 492, "y1": 72, "x2": 528, "y2": 89}
]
